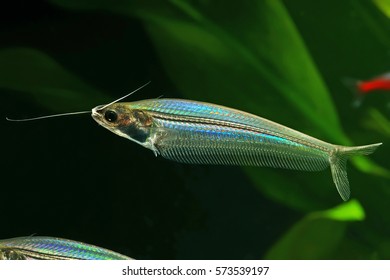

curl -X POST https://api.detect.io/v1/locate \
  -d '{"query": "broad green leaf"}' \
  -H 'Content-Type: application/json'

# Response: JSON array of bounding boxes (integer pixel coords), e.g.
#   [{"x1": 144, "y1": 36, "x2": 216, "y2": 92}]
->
[
  {"x1": 265, "y1": 200, "x2": 365, "y2": 259},
  {"x1": 374, "y1": 0, "x2": 390, "y2": 18},
  {"x1": 0, "y1": 48, "x2": 107, "y2": 112}
]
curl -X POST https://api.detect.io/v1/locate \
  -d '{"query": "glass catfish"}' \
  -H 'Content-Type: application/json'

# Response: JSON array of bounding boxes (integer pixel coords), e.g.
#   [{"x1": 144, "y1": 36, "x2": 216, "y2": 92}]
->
[
  {"x1": 91, "y1": 96, "x2": 381, "y2": 202},
  {"x1": 7, "y1": 83, "x2": 382, "y2": 201}
]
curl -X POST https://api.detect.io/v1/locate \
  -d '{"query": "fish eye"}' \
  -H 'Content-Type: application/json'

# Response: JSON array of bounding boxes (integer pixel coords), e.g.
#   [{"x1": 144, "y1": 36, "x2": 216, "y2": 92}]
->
[{"x1": 104, "y1": 110, "x2": 118, "y2": 123}]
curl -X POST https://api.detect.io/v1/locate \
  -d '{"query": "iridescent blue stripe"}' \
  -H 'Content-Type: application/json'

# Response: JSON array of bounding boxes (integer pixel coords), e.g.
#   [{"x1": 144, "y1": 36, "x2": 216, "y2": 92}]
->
[{"x1": 130, "y1": 99, "x2": 334, "y2": 151}]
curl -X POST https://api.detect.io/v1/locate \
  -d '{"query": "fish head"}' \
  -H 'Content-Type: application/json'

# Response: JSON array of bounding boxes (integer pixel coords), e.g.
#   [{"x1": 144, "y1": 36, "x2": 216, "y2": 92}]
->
[{"x1": 91, "y1": 102, "x2": 154, "y2": 146}]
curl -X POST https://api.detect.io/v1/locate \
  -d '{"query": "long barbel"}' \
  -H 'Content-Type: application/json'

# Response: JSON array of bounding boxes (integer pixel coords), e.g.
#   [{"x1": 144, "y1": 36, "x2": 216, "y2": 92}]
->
[
  {"x1": 91, "y1": 98, "x2": 382, "y2": 201},
  {"x1": 0, "y1": 236, "x2": 133, "y2": 260}
]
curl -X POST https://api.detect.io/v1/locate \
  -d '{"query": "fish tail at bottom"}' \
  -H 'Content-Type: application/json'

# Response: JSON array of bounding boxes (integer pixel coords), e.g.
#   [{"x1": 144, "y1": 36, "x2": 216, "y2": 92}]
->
[{"x1": 330, "y1": 143, "x2": 382, "y2": 201}]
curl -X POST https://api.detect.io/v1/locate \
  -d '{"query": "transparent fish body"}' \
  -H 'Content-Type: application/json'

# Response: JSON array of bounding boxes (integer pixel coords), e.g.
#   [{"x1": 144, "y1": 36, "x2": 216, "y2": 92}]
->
[
  {"x1": 0, "y1": 236, "x2": 132, "y2": 260},
  {"x1": 92, "y1": 99, "x2": 382, "y2": 201}
]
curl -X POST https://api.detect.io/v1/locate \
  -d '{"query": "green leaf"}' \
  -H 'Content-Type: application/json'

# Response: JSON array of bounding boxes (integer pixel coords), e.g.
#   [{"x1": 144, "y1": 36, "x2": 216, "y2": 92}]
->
[
  {"x1": 311, "y1": 199, "x2": 365, "y2": 221},
  {"x1": 0, "y1": 48, "x2": 107, "y2": 112},
  {"x1": 265, "y1": 200, "x2": 365, "y2": 259},
  {"x1": 373, "y1": 0, "x2": 390, "y2": 18}
]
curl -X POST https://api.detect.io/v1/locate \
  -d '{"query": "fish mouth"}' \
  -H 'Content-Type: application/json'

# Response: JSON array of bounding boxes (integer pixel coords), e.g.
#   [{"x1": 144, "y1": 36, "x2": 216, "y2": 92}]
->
[
  {"x1": 91, "y1": 105, "x2": 104, "y2": 124},
  {"x1": 91, "y1": 105, "x2": 105, "y2": 114}
]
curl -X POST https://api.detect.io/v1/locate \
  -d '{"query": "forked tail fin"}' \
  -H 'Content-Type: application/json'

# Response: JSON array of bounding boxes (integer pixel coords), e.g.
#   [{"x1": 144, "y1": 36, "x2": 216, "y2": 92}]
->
[{"x1": 330, "y1": 143, "x2": 382, "y2": 201}]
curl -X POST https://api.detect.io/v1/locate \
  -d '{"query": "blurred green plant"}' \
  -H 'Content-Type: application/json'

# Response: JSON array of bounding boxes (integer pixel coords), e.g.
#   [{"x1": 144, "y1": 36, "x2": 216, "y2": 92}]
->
[
  {"x1": 265, "y1": 199, "x2": 365, "y2": 259},
  {"x1": 374, "y1": 0, "x2": 390, "y2": 18}
]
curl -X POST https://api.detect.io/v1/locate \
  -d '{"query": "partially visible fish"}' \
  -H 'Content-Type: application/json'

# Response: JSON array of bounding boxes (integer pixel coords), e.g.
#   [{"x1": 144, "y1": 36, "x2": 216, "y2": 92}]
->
[
  {"x1": 356, "y1": 73, "x2": 390, "y2": 93},
  {"x1": 0, "y1": 236, "x2": 133, "y2": 260},
  {"x1": 343, "y1": 73, "x2": 390, "y2": 106}
]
